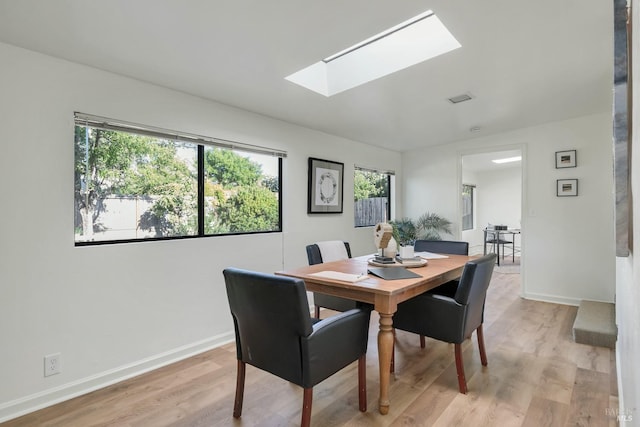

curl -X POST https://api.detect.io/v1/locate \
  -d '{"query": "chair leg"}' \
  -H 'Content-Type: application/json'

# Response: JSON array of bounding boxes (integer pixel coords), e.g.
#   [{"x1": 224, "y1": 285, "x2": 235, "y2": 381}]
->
[
  {"x1": 301, "y1": 388, "x2": 313, "y2": 427},
  {"x1": 420, "y1": 335, "x2": 426, "y2": 348},
  {"x1": 454, "y1": 344, "x2": 467, "y2": 394},
  {"x1": 314, "y1": 305, "x2": 321, "y2": 319},
  {"x1": 233, "y1": 360, "x2": 246, "y2": 418},
  {"x1": 477, "y1": 324, "x2": 488, "y2": 366},
  {"x1": 358, "y1": 355, "x2": 367, "y2": 412}
]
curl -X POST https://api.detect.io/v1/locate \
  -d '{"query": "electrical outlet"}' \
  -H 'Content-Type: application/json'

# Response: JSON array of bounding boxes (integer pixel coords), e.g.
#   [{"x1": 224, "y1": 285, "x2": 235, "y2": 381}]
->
[{"x1": 44, "y1": 353, "x2": 61, "y2": 377}]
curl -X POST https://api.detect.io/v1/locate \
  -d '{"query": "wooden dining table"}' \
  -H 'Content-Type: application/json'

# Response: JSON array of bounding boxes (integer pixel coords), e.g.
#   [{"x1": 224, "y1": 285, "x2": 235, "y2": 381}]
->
[{"x1": 276, "y1": 253, "x2": 471, "y2": 415}]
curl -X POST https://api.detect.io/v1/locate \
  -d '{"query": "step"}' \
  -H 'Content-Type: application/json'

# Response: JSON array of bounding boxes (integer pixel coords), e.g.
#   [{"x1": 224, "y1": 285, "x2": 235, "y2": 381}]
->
[{"x1": 572, "y1": 300, "x2": 617, "y2": 349}]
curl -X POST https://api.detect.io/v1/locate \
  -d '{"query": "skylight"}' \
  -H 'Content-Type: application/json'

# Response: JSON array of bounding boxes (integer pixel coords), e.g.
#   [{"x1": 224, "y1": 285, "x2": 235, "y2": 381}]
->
[
  {"x1": 285, "y1": 10, "x2": 461, "y2": 97},
  {"x1": 492, "y1": 156, "x2": 522, "y2": 164}
]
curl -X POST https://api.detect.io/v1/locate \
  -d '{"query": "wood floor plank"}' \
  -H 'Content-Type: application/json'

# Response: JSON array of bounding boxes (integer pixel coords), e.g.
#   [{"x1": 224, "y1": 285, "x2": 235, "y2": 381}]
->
[
  {"x1": 565, "y1": 368, "x2": 612, "y2": 427},
  {"x1": 521, "y1": 396, "x2": 569, "y2": 427},
  {"x1": 532, "y1": 358, "x2": 577, "y2": 404},
  {"x1": 428, "y1": 370, "x2": 501, "y2": 427},
  {"x1": 389, "y1": 380, "x2": 460, "y2": 427},
  {"x1": 1, "y1": 271, "x2": 617, "y2": 427},
  {"x1": 609, "y1": 352, "x2": 618, "y2": 398}
]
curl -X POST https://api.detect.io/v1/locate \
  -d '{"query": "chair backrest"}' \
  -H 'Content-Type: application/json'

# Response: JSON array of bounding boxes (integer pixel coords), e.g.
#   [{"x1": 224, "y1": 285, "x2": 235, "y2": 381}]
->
[
  {"x1": 414, "y1": 240, "x2": 469, "y2": 255},
  {"x1": 306, "y1": 241, "x2": 352, "y2": 265},
  {"x1": 223, "y1": 268, "x2": 313, "y2": 384},
  {"x1": 453, "y1": 254, "x2": 497, "y2": 335},
  {"x1": 484, "y1": 227, "x2": 498, "y2": 239}
]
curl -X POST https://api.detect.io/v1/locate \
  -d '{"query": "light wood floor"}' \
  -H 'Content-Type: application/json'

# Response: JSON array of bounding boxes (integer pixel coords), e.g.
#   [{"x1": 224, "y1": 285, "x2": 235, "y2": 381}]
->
[{"x1": 3, "y1": 270, "x2": 618, "y2": 427}]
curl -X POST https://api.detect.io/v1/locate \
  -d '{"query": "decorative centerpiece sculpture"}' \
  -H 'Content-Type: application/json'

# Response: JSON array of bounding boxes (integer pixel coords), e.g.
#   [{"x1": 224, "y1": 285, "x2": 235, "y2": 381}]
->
[{"x1": 373, "y1": 223, "x2": 396, "y2": 264}]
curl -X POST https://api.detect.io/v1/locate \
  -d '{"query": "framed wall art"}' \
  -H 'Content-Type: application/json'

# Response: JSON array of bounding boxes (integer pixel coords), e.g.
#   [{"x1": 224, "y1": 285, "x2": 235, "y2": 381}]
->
[
  {"x1": 555, "y1": 150, "x2": 577, "y2": 168},
  {"x1": 308, "y1": 157, "x2": 344, "y2": 214},
  {"x1": 557, "y1": 179, "x2": 578, "y2": 197}
]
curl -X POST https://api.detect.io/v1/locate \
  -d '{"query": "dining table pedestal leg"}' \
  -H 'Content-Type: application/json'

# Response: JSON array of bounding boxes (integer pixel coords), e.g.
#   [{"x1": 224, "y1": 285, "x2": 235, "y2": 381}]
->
[{"x1": 377, "y1": 312, "x2": 394, "y2": 415}]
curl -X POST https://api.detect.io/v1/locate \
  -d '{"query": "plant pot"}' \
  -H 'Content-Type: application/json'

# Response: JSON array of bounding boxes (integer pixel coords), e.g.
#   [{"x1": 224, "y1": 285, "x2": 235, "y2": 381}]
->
[{"x1": 398, "y1": 245, "x2": 414, "y2": 259}]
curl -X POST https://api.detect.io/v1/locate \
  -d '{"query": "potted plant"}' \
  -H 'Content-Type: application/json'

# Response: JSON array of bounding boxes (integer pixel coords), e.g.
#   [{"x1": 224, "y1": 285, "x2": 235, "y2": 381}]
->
[
  {"x1": 415, "y1": 212, "x2": 453, "y2": 240},
  {"x1": 391, "y1": 212, "x2": 453, "y2": 257},
  {"x1": 390, "y1": 218, "x2": 418, "y2": 258}
]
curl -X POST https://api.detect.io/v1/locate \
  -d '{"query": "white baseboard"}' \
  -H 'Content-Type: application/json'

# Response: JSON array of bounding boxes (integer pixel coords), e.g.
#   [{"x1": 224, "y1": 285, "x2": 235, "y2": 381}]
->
[{"x1": 0, "y1": 332, "x2": 235, "y2": 423}]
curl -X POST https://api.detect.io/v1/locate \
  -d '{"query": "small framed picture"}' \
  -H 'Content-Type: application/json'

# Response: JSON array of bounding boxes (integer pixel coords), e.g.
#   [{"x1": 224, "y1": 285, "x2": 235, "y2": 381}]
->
[
  {"x1": 555, "y1": 150, "x2": 577, "y2": 168},
  {"x1": 557, "y1": 179, "x2": 578, "y2": 197},
  {"x1": 308, "y1": 157, "x2": 344, "y2": 214}
]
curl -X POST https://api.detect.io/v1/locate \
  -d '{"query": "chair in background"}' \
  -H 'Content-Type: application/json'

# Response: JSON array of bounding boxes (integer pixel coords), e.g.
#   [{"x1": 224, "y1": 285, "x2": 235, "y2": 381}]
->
[
  {"x1": 483, "y1": 226, "x2": 513, "y2": 265},
  {"x1": 391, "y1": 254, "x2": 497, "y2": 393},
  {"x1": 223, "y1": 268, "x2": 371, "y2": 426},
  {"x1": 306, "y1": 241, "x2": 359, "y2": 318},
  {"x1": 411, "y1": 239, "x2": 469, "y2": 348}
]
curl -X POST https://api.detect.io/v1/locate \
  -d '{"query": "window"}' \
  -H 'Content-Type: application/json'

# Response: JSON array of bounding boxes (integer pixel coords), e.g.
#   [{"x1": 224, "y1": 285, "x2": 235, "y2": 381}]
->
[
  {"x1": 354, "y1": 167, "x2": 392, "y2": 227},
  {"x1": 74, "y1": 113, "x2": 283, "y2": 245},
  {"x1": 462, "y1": 184, "x2": 475, "y2": 231}
]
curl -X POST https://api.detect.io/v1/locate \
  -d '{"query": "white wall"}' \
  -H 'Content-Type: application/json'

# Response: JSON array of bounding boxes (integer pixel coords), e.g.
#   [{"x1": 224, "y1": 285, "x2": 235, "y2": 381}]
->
[
  {"x1": 403, "y1": 113, "x2": 615, "y2": 305},
  {"x1": 476, "y1": 167, "x2": 522, "y2": 231},
  {"x1": 0, "y1": 42, "x2": 402, "y2": 421}
]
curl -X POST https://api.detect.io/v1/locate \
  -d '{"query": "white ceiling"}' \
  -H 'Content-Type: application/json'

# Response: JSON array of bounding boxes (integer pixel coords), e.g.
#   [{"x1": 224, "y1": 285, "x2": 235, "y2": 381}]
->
[{"x1": 0, "y1": 0, "x2": 613, "y2": 152}]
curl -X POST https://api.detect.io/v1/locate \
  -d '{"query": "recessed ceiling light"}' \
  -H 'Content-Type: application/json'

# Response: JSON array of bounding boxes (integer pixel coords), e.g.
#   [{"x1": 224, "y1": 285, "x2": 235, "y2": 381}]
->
[
  {"x1": 492, "y1": 156, "x2": 522, "y2": 164},
  {"x1": 285, "y1": 10, "x2": 461, "y2": 96}
]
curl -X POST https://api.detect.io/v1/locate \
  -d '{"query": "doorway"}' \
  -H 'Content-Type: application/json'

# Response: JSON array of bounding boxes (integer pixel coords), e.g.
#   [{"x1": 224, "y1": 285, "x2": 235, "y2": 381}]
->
[{"x1": 460, "y1": 149, "x2": 523, "y2": 272}]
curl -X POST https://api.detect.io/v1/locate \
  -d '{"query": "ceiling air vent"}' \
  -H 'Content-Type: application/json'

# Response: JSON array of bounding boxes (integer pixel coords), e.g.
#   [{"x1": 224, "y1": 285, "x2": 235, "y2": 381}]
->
[{"x1": 448, "y1": 93, "x2": 473, "y2": 104}]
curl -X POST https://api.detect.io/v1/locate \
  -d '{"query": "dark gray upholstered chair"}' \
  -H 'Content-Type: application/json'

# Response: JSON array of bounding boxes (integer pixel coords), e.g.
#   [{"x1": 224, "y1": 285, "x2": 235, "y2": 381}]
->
[
  {"x1": 411, "y1": 240, "x2": 470, "y2": 348},
  {"x1": 306, "y1": 242, "x2": 359, "y2": 318},
  {"x1": 223, "y1": 268, "x2": 371, "y2": 426},
  {"x1": 413, "y1": 239, "x2": 469, "y2": 256},
  {"x1": 392, "y1": 254, "x2": 496, "y2": 393}
]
